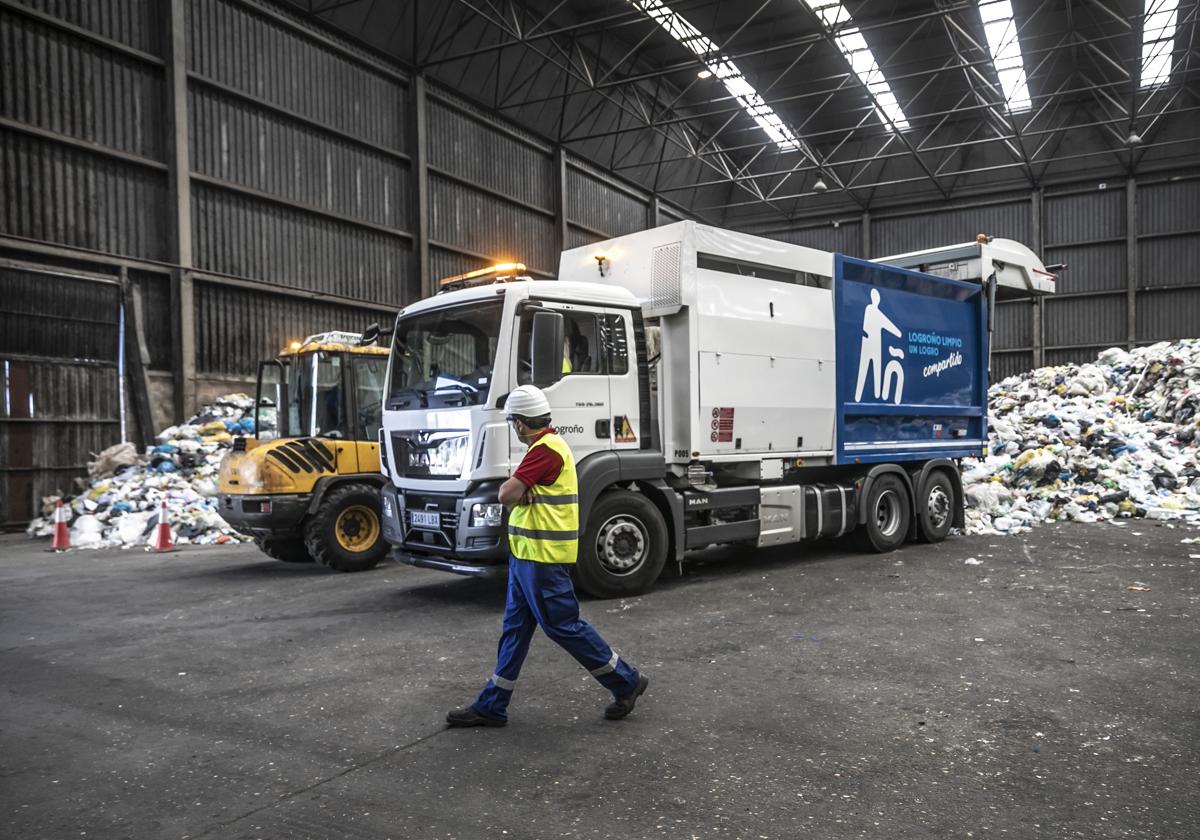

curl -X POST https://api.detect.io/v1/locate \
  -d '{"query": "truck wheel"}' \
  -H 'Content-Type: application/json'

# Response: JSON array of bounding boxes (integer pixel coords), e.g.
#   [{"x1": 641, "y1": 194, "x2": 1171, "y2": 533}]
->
[
  {"x1": 858, "y1": 474, "x2": 911, "y2": 553},
  {"x1": 303, "y1": 484, "x2": 387, "y2": 573},
  {"x1": 576, "y1": 491, "x2": 668, "y2": 598},
  {"x1": 253, "y1": 537, "x2": 313, "y2": 563},
  {"x1": 917, "y1": 470, "x2": 955, "y2": 543}
]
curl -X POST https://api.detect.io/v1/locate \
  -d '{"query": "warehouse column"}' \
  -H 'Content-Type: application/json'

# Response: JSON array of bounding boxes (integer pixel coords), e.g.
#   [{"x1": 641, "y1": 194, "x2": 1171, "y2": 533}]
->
[
  {"x1": 860, "y1": 210, "x2": 871, "y2": 258},
  {"x1": 647, "y1": 194, "x2": 660, "y2": 230},
  {"x1": 1031, "y1": 188, "x2": 1044, "y2": 368},
  {"x1": 411, "y1": 76, "x2": 431, "y2": 299},
  {"x1": 556, "y1": 146, "x2": 569, "y2": 255},
  {"x1": 167, "y1": 0, "x2": 195, "y2": 422},
  {"x1": 1125, "y1": 178, "x2": 1137, "y2": 349}
]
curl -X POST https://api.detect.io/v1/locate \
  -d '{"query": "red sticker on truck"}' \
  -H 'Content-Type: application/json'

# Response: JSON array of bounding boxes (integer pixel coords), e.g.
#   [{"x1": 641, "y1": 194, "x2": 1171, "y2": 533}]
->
[{"x1": 710, "y1": 407, "x2": 734, "y2": 442}]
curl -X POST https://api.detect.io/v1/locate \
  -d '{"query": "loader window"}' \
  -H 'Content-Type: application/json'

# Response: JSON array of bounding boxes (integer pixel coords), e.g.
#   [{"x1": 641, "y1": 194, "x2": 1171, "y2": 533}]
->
[
  {"x1": 286, "y1": 352, "x2": 348, "y2": 439},
  {"x1": 353, "y1": 356, "x2": 387, "y2": 440}
]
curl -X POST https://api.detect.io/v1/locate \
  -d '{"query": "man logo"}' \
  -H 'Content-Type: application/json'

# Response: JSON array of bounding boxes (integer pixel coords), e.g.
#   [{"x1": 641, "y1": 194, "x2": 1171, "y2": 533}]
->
[{"x1": 854, "y1": 289, "x2": 905, "y2": 405}]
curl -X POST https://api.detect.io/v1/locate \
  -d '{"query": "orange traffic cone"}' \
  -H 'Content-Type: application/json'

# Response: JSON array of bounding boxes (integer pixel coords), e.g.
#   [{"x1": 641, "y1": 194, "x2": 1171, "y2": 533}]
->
[
  {"x1": 148, "y1": 499, "x2": 177, "y2": 552},
  {"x1": 48, "y1": 499, "x2": 71, "y2": 551}
]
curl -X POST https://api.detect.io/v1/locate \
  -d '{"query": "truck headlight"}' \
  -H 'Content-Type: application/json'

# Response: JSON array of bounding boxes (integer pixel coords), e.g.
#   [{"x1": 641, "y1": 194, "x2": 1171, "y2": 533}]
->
[{"x1": 470, "y1": 503, "x2": 504, "y2": 527}]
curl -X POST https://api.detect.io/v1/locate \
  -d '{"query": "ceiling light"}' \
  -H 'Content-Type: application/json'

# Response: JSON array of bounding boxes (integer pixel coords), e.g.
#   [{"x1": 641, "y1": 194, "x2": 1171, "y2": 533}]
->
[
  {"x1": 978, "y1": 0, "x2": 1031, "y2": 112},
  {"x1": 697, "y1": 69, "x2": 712, "y2": 79},
  {"x1": 803, "y1": 1, "x2": 910, "y2": 130},
  {"x1": 630, "y1": 0, "x2": 804, "y2": 153},
  {"x1": 1140, "y1": 0, "x2": 1178, "y2": 88}
]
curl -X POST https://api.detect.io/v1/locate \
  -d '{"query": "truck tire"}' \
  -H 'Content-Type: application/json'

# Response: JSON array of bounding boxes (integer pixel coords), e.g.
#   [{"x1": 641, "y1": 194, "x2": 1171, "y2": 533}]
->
[
  {"x1": 858, "y1": 474, "x2": 911, "y2": 553},
  {"x1": 916, "y1": 470, "x2": 955, "y2": 543},
  {"x1": 253, "y1": 537, "x2": 313, "y2": 564},
  {"x1": 303, "y1": 483, "x2": 387, "y2": 573},
  {"x1": 575, "y1": 490, "x2": 668, "y2": 598}
]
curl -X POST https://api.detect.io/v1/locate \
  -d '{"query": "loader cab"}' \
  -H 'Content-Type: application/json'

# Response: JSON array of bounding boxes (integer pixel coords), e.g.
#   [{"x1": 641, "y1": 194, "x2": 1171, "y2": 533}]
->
[{"x1": 255, "y1": 334, "x2": 389, "y2": 443}]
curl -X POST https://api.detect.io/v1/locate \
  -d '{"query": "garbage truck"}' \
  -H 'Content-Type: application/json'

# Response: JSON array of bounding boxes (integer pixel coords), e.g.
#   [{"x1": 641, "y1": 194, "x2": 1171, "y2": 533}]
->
[
  {"x1": 375, "y1": 222, "x2": 1055, "y2": 597},
  {"x1": 217, "y1": 331, "x2": 390, "y2": 571}
]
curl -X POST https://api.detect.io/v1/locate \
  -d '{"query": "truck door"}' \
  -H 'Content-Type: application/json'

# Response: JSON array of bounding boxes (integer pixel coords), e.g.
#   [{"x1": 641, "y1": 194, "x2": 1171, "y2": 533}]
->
[
  {"x1": 512, "y1": 303, "x2": 612, "y2": 464},
  {"x1": 603, "y1": 308, "x2": 641, "y2": 452}
]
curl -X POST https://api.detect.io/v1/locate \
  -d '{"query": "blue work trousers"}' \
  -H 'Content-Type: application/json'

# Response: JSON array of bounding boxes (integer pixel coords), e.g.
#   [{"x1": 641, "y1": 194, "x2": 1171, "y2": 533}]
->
[{"x1": 472, "y1": 557, "x2": 640, "y2": 721}]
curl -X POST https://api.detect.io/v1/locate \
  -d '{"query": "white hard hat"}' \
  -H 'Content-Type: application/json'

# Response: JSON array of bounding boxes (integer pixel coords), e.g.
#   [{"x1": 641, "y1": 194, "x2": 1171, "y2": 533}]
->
[{"x1": 504, "y1": 385, "x2": 551, "y2": 420}]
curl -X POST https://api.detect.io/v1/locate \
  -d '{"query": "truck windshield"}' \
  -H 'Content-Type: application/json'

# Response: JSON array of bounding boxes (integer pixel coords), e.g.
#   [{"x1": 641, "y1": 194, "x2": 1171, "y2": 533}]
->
[{"x1": 388, "y1": 299, "x2": 503, "y2": 409}]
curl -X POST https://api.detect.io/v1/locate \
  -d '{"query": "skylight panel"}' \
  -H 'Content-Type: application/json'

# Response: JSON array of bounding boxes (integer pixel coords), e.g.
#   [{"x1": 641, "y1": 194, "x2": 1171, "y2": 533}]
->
[
  {"x1": 803, "y1": 1, "x2": 910, "y2": 130},
  {"x1": 630, "y1": 0, "x2": 803, "y2": 152},
  {"x1": 978, "y1": 0, "x2": 1031, "y2": 112},
  {"x1": 1141, "y1": 0, "x2": 1178, "y2": 88}
]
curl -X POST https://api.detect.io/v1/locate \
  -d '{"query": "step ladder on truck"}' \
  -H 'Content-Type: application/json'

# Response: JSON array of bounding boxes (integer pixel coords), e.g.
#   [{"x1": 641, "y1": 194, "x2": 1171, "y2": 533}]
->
[{"x1": 373, "y1": 222, "x2": 1056, "y2": 597}]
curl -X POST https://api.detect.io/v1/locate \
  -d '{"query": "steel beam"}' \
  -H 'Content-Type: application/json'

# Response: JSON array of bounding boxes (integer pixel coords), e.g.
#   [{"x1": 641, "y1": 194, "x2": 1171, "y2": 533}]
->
[
  {"x1": 1126, "y1": 177, "x2": 1137, "y2": 349},
  {"x1": 167, "y1": 0, "x2": 194, "y2": 421},
  {"x1": 1031, "y1": 188, "x2": 1044, "y2": 368},
  {"x1": 412, "y1": 75, "x2": 432, "y2": 300},
  {"x1": 557, "y1": 145, "x2": 569, "y2": 253}
]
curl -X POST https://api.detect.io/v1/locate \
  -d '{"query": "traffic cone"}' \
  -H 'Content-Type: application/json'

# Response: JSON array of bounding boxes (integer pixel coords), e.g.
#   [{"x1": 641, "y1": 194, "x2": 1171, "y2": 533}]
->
[
  {"x1": 148, "y1": 499, "x2": 177, "y2": 553},
  {"x1": 48, "y1": 500, "x2": 70, "y2": 552}
]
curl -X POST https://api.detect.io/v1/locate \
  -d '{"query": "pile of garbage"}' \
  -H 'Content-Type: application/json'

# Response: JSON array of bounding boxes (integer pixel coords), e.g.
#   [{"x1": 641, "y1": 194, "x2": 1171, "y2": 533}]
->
[
  {"x1": 963, "y1": 339, "x2": 1200, "y2": 534},
  {"x1": 25, "y1": 395, "x2": 257, "y2": 548}
]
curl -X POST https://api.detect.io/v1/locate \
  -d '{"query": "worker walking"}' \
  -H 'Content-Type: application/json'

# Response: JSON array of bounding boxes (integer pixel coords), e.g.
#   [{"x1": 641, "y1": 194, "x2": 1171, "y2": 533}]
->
[{"x1": 446, "y1": 385, "x2": 648, "y2": 727}]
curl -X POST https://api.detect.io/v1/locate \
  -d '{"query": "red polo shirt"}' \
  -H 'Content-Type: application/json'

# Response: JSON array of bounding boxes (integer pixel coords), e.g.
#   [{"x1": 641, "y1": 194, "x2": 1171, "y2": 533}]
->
[{"x1": 512, "y1": 427, "x2": 564, "y2": 488}]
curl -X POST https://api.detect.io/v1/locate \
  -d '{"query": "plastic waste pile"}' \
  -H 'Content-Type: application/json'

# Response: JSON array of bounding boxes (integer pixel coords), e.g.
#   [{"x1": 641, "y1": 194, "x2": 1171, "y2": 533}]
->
[
  {"x1": 963, "y1": 339, "x2": 1200, "y2": 534},
  {"x1": 26, "y1": 394, "x2": 256, "y2": 548}
]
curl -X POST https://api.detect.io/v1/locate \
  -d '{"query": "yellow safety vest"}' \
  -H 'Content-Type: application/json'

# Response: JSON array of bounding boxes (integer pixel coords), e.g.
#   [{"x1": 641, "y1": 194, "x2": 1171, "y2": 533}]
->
[{"x1": 507, "y1": 432, "x2": 579, "y2": 564}]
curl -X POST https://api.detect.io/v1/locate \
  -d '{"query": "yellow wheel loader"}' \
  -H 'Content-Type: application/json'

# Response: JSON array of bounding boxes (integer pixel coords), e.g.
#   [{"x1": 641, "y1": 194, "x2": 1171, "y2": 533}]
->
[{"x1": 217, "y1": 331, "x2": 390, "y2": 572}]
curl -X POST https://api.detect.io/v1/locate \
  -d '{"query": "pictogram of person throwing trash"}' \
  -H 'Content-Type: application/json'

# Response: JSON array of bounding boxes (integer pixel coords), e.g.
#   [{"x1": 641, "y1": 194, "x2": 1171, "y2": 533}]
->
[{"x1": 854, "y1": 289, "x2": 906, "y2": 405}]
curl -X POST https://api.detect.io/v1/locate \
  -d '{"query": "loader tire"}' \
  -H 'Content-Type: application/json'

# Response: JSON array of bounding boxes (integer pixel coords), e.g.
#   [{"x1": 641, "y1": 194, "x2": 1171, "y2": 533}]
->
[
  {"x1": 575, "y1": 490, "x2": 668, "y2": 598},
  {"x1": 303, "y1": 483, "x2": 387, "y2": 573},
  {"x1": 253, "y1": 537, "x2": 313, "y2": 564}
]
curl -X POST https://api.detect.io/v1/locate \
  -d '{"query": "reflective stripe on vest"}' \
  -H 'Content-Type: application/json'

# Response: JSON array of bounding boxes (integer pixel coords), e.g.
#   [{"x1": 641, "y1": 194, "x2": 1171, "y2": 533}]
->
[{"x1": 507, "y1": 432, "x2": 579, "y2": 564}]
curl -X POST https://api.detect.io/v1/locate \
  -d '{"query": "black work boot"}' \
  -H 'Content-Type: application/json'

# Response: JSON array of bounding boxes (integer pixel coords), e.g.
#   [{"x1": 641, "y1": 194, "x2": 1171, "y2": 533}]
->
[
  {"x1": 604, "y1": 674, "x2": 649, "y2": 720},
  {"x1": 446, "y1": 706, "x2": 506, "y2": 727}
]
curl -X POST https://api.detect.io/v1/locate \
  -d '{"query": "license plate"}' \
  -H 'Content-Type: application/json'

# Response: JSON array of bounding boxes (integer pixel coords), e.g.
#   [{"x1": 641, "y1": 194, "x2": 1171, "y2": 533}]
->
[{"x1": 410, "y1": 510, "x2": 441, "y2": 529}]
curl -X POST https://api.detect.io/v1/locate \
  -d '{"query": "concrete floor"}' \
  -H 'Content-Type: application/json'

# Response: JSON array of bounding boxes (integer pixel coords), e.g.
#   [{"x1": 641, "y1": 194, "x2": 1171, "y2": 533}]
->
[{"x1": 1, "y1": 522, "x2": 1198, "y2": 840}]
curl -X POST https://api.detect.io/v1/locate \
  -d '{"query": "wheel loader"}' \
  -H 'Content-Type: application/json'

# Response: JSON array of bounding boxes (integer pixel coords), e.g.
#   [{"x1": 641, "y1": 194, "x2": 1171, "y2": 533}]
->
[{"x1": 217, "y1": 331, "x2": 389, "y2": 571}]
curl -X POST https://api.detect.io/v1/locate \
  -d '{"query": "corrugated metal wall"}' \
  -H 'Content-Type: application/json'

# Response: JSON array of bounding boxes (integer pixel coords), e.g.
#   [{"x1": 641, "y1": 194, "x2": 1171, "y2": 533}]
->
[
  {"x1": 761, "y1": 221, "x2": 863, "y2": 256},
  {"x1": 567, "y1": 160, "x2": 651, "y2": 242},
  {"x1": 194, "y1": 281, "x2": 385, "y2": 375},
  {"x1": 0, "y1": 264, "x2": 123, "y2": 526},
  {"x1": 0, "y1": 2, "x2": 170, "y2": 261},
  {"x1": 871, "y1": 199, "x2": 1031, "y2": 256},
  {"x1": 185, "y1": 0, "x2": 413, "y2": 374},
  {"x1": 427, "y1": 92, "x2": 558, "y2": 276}
]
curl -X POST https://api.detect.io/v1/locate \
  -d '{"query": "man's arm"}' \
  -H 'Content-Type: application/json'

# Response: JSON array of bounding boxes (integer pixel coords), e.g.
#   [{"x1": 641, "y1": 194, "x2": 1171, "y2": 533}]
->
[
  {"x1": 500, "y1": 442, "x2": 564, "y2": 508},
  {"x1": 499, "y1": 476, "x2": 531, "y2": 508}
]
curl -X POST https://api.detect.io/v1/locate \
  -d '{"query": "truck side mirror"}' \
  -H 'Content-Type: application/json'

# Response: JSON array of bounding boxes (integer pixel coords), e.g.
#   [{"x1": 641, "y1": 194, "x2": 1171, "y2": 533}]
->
[
  {"x1": 360, "y1": 323, "x2": 380, "y2": 346},
  {"x1": 531, "y1": 310, "x2": 564, "y2": 388}
]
